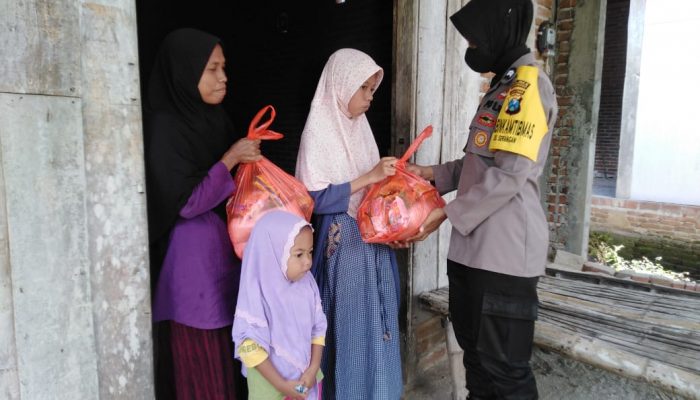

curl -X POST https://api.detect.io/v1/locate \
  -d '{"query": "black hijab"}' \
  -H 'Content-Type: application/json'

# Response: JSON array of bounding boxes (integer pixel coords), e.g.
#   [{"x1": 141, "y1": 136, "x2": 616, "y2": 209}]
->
[
  {"x1": 450, "y1": 0, "x2": 533, "y2": 82},
  {"x1": 144, "y1": 28, "x2": 237, "y2": 267}
]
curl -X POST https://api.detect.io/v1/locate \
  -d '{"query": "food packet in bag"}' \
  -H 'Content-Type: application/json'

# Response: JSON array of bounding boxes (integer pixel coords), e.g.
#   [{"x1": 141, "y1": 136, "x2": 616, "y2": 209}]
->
[
  {"x1": 357, "y1": 125, "x2": 445, "y2": 243},
  {"x1": 226, "y1": 105, "x2": 314, "y2": 258}
]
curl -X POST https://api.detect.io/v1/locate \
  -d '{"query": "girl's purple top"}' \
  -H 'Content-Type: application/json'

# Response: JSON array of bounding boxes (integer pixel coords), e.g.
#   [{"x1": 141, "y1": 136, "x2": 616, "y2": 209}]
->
[{"x1": 152, "y1": 161, "x2": 240, "y2": 329}]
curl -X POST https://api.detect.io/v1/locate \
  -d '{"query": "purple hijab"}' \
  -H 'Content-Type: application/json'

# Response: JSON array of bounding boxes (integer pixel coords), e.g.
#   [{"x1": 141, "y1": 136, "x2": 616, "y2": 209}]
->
[{"x1": 232, "y1": 211, "x2": 326, "y2": 396}]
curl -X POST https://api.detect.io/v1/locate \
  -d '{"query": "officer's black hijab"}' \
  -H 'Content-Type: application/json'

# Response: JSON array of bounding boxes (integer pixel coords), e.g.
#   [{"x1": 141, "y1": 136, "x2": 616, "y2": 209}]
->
[
  {"x1": 450, "y1": 0, "x2": 533, "y2": 83},
  {"x1": 145, "y1": 28, "x2": 237, "y2": 273}
]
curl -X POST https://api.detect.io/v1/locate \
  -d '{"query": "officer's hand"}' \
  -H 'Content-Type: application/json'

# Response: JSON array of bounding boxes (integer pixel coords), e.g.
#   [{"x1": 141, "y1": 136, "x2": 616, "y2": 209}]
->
[
  {"x1": 387, "y1": 240, "x2": 411, "y2": 249},
  {"x1": 405, "y1": 163, "x2": 434, "y2": 181},
  {"x1": 406, "y1": 208, "x2": 447, "y2": 242}
]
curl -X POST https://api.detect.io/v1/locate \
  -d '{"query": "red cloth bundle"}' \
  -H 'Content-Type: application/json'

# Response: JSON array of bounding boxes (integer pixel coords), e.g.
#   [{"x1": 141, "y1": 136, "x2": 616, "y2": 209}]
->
[
  {"x1": 226, "y1": 106, "x2": 314, "y2": 258},
  {"x1": 357, "y1": 125, "x2": 445, "y2": 243}
]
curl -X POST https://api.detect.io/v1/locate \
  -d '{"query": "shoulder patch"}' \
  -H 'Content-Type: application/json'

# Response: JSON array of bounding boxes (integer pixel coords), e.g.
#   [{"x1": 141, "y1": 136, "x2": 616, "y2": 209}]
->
[
  {"x1": 474, "y1": 130, "x2": 489, "y2": 147},
  {"x1": 501, "y1": 68, "x2": 516, "y2": 84},
  {"x1": 489, "y1": 66, "x2": 548, "y2": 161},
  {"x1": 477, "y1": 113, "x2": 497, "y2": 128}
]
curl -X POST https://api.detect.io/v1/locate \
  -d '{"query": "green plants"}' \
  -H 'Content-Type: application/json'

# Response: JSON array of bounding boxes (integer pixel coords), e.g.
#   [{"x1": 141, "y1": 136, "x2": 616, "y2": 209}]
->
[{"x1": 588, "y1": 232, "x2": 690, "y2": 282}]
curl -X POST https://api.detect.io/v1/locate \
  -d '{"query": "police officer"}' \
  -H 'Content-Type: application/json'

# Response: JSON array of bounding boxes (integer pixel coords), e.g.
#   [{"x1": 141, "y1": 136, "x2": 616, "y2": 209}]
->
[{"x1": 406, "y1": 0, "x2": 558, "y2": 398}]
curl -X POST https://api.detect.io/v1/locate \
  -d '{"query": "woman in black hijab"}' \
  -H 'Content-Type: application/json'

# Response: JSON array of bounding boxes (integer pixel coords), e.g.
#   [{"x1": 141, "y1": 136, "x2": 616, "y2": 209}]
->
[
  {"x1": 406, "y1": 1, "x2": 558, "y2": 399},
  {"x1": 145, "y1": 28, "x2": 260, "y2": 399},
  {"x1": 450, "y1": 0, "x2": 533, "y2": 83}
]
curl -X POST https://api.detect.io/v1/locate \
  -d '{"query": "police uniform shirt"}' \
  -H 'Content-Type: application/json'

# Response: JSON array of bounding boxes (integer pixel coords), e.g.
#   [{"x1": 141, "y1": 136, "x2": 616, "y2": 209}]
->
[{"x1": 432, "y1": 53, "x2": 558, "y2": 278}]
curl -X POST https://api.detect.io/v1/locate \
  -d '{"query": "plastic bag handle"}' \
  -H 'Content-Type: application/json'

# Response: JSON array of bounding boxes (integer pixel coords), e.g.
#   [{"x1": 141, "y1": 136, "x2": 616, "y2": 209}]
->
[
  {"x1": 396, "y1": 125, "x2": 433, "y2": 168},
  {"x1": 247, "y1": 105, "x2": 284, "y2": 140}
]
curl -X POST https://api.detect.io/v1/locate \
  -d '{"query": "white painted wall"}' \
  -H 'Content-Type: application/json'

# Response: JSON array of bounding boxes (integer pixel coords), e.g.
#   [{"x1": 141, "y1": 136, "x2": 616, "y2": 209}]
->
[{"x1": 631, "y1": 0, "x2": 700, "y2": 206}]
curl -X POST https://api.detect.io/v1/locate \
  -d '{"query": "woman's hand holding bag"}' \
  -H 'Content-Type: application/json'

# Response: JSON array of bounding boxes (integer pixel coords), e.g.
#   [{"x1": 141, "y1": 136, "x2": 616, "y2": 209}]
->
[{"x1": 226, "y1": 106, "x2": 314, "y2": 258}]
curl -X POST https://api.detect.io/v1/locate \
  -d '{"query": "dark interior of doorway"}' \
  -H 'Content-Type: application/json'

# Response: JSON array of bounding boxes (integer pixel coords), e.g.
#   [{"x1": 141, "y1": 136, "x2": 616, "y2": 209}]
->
[
  {"x1": 136, "y1": 3, "x2": 400, "y2": 394},
  {"x1": 136, "y1": 0, "x2": 393, "y2": 174},
  {"x1": 593, "y1": 0, "x2": 630, "y2": 197}
]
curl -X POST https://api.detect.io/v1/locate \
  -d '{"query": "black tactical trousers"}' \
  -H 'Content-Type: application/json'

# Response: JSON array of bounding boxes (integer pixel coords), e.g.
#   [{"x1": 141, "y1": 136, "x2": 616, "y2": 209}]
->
[{"x1": 447, "y1": 260, "x2": 539, "y2": 400}]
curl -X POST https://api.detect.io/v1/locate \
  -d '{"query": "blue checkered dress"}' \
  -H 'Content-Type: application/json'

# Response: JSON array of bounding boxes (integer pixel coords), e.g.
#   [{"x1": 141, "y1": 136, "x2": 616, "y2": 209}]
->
[{"x1": 319, "y1": 213, "x2": 403, "y2": 400}]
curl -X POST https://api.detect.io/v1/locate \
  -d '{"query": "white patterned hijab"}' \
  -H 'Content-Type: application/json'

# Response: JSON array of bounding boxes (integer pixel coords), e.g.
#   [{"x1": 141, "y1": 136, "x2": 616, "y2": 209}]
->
[{"x1": 295, "y1": 48, "x2": 383, "y2": 218}]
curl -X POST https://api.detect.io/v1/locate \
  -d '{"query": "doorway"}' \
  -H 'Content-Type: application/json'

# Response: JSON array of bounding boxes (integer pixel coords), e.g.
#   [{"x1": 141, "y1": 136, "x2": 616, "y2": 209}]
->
[
  {"x1": 135, "y1": 2, "x2": 395, "y2": 396},
  {"x1": 136, "y1": 0, "x2": 394, "y2": 173}
]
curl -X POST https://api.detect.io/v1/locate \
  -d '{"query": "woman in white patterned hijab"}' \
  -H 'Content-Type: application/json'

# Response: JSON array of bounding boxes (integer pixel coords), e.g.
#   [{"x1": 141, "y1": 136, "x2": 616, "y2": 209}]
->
[
  {"x1": 294, "y1": 49, "x2": 405, "y2": 399},
  {"x1": 295, "y1": 48, "x2": 396, "y2": 218}
]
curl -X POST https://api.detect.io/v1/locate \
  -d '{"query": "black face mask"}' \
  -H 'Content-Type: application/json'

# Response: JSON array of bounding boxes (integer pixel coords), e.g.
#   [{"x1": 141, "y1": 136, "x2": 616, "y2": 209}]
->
[{"x1": 465, "y1": 48, "x2": 497, "y2": 73}]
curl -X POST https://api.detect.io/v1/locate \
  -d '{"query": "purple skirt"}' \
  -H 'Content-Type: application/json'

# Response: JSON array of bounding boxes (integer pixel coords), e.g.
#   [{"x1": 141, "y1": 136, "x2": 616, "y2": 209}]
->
[{"x1": 170, "y1": 321, "x2": 238, "y2": 400}]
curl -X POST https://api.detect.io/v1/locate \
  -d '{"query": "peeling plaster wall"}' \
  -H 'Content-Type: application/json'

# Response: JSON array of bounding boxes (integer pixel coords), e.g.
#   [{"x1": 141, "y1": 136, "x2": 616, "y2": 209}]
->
[
  {"x1": 0, "y1": 1, "x2": 153, "y2": 398},
  {"x1": 80, "y1": 2, "x2": 153, "y2": 398}
]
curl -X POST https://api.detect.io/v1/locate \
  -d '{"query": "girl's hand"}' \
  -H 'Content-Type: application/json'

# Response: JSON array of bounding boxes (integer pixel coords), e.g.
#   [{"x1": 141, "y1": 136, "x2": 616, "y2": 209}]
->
[
  {"x1": 351, "y1": 157, "x2": 398, "y2": 194},
  {"x1": 221, "y1": 138, "x2": 262, "y2": 170},
  {"x1": 279, "y1": 380, "x2": 308, "y2": 399},
  {"x1": 299, "y1": 368, "x2": 317, "y2": 390},
  {"x1": 406, "y1": 163, "x2": 434, "y2": 181},
  {"x1": 368, "y1": 157, "x2": 398, "y2": 184}
]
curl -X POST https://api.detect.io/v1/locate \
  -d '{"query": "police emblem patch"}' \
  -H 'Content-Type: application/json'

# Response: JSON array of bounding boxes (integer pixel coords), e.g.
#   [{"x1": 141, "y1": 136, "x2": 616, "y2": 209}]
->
[
  {"x1": 474, "y1": 130, "x2": 488, "y2": 147},
  {"x1": 505, "y1": 78, "x2": 531, "y2": 115},
  {"x1": 506, "y1": 97, "x2": 521, "y2": 115},
  {"x1": 477, "y1": 113, "x2": 497, "y2": 128}
]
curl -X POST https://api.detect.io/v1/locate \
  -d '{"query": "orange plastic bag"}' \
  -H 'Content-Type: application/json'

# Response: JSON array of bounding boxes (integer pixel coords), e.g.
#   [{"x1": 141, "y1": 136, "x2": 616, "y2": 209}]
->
[
  {"x1": 357, "y1": 125, "x2": 446, "y2": 243},
  {"x1": 226, "y1": 105, "x2": 314, "y2": 258}
]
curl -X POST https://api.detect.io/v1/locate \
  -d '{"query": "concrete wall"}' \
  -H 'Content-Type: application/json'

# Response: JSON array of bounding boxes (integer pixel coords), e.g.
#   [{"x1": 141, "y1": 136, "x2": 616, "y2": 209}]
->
[
  {"x1": 545, "y1": 0, "x2": 607, "y2": 256},
  {"x1": 615, "y1": 0, "x2": 645, "y2": 200},
  {"x1": 0, "y1": 1, "x2": 153, "y2": 398}
]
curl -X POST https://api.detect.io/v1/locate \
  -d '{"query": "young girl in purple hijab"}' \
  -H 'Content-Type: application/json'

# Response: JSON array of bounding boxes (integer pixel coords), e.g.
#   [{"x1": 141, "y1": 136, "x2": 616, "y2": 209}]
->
[{"x1": 232, "y1": 211, "x2": 327, "y2": 400}]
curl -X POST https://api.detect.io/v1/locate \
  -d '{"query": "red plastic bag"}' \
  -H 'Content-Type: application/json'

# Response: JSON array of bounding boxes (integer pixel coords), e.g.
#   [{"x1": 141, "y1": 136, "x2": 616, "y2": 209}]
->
[
  {"x1": 357, "y1": 125, "x2": 446, "y2": 243},
  {"x1": 226, "y1": 105, "x2": 314, "y2": 258}
]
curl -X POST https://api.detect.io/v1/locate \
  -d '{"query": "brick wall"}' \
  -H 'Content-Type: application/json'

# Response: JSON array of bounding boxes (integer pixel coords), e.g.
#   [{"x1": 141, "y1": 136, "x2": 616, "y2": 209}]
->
[
  {"x1": 591, "y1": 196, "x2": 700, "y2": 244},
  {"x1": 546, "y1": 0, "x2": 577, "y2": 250},
  {"x1": 591, "y1": 196, "x2": 700, "y2": 277},
  {"x1": 594, "y1": 0, "x2": 630, "y2": 178}
]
